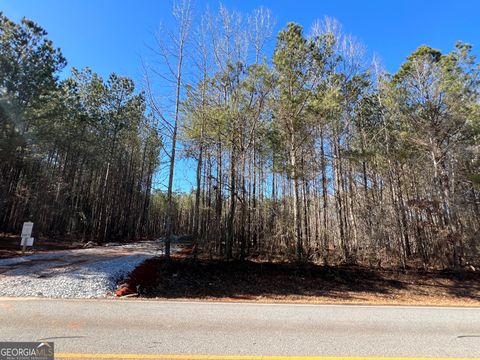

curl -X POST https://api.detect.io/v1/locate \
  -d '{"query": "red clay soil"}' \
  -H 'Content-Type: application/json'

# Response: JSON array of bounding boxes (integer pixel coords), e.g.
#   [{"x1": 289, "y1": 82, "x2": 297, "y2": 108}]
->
[
  {"x1": 116, "y1": 245, "x2": 480, "y2": 306},
  {"x1": 115, "y1": 244, "x2": 196, "y2": 296}
]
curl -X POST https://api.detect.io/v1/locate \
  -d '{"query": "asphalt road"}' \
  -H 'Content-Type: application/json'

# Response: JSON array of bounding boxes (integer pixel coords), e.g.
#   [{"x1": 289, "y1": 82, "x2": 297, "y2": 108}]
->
[{"x1": 0, "y1": 298, "x2": 479, "y2": 359}]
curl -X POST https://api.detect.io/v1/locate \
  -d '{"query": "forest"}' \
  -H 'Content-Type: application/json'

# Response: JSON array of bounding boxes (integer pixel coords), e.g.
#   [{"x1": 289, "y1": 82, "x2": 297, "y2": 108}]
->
[{"x1": 1, "y1": 2, "x2": 479, "y2": 270}]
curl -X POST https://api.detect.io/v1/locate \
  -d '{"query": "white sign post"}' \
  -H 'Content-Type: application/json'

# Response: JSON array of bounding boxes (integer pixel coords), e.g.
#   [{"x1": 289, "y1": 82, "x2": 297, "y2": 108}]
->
[{"x1": 20, "y1": 222, "x2": 34, "y2": 253}]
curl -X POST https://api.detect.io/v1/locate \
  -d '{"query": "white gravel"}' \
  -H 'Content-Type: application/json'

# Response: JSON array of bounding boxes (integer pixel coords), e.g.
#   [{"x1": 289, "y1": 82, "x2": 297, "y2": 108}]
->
[{"x1": 0, "y1": 241, "x2": 168, "y2": 298}]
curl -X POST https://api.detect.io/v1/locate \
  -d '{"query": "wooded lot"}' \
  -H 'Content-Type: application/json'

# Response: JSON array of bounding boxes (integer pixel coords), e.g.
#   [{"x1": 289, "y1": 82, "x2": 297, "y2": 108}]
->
[{"x1": 1, "y1": 3, "x2": 479, "y2": 269}]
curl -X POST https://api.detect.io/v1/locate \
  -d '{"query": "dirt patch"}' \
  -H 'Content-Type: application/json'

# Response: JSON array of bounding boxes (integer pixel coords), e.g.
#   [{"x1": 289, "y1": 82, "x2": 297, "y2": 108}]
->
[
  {"x1": 120, "y1": 246, "x2": 480, "y2": 306},
  {"x1": 116, "y1": 245, "x2": 195, "y2": 296}
]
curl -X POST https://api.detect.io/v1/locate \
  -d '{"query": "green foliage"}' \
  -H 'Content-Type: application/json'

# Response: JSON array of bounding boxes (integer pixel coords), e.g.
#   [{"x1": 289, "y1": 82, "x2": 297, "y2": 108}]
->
[
  {"x1": 1, "y1": 8, "x2": 479, "y2": 266},
  {"x1": 0, "y1": 13, "x2": 161, "y2": 241},
  {"x1": 0, "y1": 12, "x2": 66, "y2": 162}
]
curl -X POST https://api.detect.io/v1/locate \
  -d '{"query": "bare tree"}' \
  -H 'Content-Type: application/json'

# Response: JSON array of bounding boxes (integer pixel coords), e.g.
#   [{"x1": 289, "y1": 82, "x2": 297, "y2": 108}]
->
[{"x1": 144, "y1": 0, "x2": 192, "y2": 258}]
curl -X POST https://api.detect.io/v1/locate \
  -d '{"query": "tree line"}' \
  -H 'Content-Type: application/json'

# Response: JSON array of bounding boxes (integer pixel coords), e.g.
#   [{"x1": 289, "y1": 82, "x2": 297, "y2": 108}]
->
[
  {"x1": 0, "y1": 13, "x2": 162, "y2": 242},
  {"x1": 150, "y1": 3, "x2": 480, "y2": 269},
  {"x1": 1, "y1": 3, "x2": 479, "y2": 269}
]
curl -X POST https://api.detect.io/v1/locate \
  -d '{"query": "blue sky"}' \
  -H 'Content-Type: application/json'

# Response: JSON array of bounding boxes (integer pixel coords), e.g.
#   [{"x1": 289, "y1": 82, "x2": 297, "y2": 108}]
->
[
  {"x1": 2, "y1": 0, "x2": 479, "y2": 191},
  {"x1": 3, "y1": 0, "x2": 479, "y2": 78}
]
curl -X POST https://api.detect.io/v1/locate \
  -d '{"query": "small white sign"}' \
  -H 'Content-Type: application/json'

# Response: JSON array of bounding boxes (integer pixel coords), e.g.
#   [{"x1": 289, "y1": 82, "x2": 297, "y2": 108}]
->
[
  {"x1": 21, "y1": 237, "x2": 34, "y2": 247},
  {"x1": 26, "y1": 237, "x2": 34, "y2": 246},
  {"x1": 21, "y1": 222, "x2": 34, "y2": 238}
]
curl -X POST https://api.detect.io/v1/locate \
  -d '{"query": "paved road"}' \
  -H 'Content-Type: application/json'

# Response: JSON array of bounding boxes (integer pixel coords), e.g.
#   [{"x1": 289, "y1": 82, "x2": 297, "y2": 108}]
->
[{"x1": 0, "y1": 299, "x2": 479, "y2": 359}]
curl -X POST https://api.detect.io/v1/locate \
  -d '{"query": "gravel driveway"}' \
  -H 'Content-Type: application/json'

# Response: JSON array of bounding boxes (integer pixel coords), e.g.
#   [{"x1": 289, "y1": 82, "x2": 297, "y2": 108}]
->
[{"x1": 0, "y1": 241, "x2": 168, "y2": 298}]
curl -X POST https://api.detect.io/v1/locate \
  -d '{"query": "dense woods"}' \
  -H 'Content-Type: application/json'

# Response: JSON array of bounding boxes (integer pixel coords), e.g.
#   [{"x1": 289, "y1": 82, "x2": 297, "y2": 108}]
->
[
  {"x1": 0, "y1": 13, "x2": 162, "y2": 242},
  {"x1": 1, "y1": 4, "x2": 479, "y2": 269}
]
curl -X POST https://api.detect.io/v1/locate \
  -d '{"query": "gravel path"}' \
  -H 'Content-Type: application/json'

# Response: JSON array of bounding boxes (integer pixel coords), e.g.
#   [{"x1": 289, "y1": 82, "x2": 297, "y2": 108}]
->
[{"x1": 0, "y1": 241, "x2": 168, "y2": 298}]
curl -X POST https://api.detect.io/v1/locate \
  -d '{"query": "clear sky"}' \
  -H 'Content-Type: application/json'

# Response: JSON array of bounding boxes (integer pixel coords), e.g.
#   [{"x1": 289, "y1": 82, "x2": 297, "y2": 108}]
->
[{"x1": 2, "y1": 0, "x2": 479, "y2": 191}]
